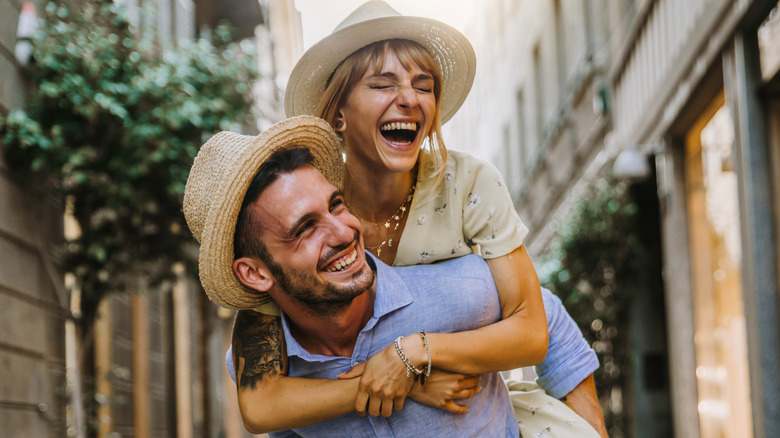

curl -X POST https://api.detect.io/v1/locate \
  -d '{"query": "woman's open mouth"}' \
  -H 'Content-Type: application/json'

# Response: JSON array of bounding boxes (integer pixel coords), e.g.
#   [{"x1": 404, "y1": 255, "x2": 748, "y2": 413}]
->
[{"x1": 380, "y1": 122, "x2": 418, "y2": 145}]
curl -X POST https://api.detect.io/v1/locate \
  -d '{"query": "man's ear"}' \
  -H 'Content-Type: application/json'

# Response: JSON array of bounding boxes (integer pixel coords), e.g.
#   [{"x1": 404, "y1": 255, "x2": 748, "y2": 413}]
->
[{"x1": 232, "y1": 257, "x2": 274, "y2": 292}]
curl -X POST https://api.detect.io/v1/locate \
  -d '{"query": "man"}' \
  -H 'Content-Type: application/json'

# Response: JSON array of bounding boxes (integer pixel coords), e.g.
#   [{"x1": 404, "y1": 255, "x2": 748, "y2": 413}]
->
[{"x1": 182, "y1": 116, "x2": 601, "y2": 437}]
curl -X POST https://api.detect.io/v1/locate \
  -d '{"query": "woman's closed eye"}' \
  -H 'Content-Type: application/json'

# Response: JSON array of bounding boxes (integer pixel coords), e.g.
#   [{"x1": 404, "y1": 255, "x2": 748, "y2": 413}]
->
[{"x1": 413, "y1": 79, "x2": 434, "y2": 93}]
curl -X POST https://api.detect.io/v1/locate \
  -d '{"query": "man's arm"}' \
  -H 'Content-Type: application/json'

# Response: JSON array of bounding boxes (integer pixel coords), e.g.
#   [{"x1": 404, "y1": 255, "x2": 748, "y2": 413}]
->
[
  {"x1": 535, "y1": 289, "x2": 607, "y2": 437},
  {"x1": 561, "y1": 375, "x2": 608, "y2": 438},
  {"x1": 232, "y1": 310, "x2": 358, "y2": 433}
]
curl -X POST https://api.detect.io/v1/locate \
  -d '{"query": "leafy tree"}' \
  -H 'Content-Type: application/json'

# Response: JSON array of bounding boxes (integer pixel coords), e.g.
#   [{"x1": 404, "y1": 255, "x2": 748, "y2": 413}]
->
[
  {"x1": 0, "y1": 0, "x2": 257, "y2": 330},
  {"x1": 537, "y1": 177, "x2": 642, "y2": 437}
]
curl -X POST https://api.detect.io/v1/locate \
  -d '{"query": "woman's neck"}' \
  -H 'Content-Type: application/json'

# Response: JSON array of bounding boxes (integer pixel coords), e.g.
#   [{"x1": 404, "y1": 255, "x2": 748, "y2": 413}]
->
[
  {"x1": 344, "y1": 161, "x2": 416, "y2": 224},
  {"x1": 344, "y1": 159, "x2": 416, "y2": 264}
]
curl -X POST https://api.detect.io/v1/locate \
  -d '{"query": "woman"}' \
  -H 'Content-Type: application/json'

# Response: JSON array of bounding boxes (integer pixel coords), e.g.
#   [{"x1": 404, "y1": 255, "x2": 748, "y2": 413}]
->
[{"x1": 232, "y1": 1, "x2": 605, "y2": 436}]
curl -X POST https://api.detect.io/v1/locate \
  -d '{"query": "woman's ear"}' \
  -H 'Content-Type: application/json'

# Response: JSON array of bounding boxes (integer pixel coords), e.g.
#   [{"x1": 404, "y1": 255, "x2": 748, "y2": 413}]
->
[
  {"x1": 232, "y1": 257, "x2": 274, "y2": 292},
  {"x1": 334, "y1": 111, "x2": 347, "y2": 132}
]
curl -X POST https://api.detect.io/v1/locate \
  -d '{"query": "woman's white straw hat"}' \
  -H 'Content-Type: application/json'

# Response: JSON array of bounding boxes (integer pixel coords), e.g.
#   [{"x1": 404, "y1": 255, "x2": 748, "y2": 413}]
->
[
  {"x1": 285, "y1": 0, "x2": 476, "y2": 124},
  {"x1": 182, "y1": 116, "x2": 343, "y2": 313}
]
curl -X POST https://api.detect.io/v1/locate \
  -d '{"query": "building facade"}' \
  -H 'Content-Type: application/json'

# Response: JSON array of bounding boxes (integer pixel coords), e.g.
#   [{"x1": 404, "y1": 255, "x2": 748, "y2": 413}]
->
[
  {"x1": 456, "y1": 0, "x2": 780, "y2": 437},
  {"x1": 608, "y1": 1, "x2": 780, "y2": 437}
]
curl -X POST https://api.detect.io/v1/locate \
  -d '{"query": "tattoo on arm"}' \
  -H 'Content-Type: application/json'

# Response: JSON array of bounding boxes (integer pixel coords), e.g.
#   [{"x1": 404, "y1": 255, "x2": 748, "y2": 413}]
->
[{"x1": 232, "y1": 310, "x2": 288, "y2": 390}]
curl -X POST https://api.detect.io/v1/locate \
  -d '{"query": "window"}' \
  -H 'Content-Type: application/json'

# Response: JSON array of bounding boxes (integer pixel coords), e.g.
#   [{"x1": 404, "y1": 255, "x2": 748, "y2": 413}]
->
[{"x1": 684, "y1": 91, "x2": 753, "y2": 438}]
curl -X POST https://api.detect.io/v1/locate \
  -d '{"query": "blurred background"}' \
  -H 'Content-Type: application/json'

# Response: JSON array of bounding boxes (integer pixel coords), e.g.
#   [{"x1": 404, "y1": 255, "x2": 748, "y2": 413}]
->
[{"x1": 1, "y1": 0, "x2": 779, "y2": 437}]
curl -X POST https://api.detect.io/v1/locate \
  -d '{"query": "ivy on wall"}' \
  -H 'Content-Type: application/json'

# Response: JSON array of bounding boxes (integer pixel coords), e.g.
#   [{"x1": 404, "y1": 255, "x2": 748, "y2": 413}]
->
[
  {"x1": 0, "y1": 0, "x2": 258, "y2": 328},
  {"x1": 538, "y1": 177, "x2": 642, "y2": 437}
]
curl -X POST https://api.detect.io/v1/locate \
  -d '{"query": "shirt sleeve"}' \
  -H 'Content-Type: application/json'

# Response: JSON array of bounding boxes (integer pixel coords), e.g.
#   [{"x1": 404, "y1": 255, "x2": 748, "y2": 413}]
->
[
  {"x1": 535, "y1": 288, "x2": 600, "y2": 398},
  {"x1": 459, "y1": 154, "x2": 529, "y2": 259}
]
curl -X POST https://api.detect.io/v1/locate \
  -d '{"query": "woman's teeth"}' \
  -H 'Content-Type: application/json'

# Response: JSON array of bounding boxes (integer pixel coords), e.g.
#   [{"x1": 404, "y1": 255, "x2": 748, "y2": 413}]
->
[
  {"x1": 328, "y1": 250, "x2": 357, "y2": 272},
  {"x1": 380, "y1": 122, "x2": 417, "y2": 131},
  {"x1": 380, "y1": 122, "x2": 418, "y2": 144}
]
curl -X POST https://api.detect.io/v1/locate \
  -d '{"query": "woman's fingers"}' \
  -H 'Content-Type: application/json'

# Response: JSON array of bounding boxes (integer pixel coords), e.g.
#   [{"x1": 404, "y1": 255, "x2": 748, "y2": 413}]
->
[
  {"x1": 367, "y1": 394, "x2": 383, "y2": 417},
  {"x1": 380, "y1": 398, "x2": 395, "y2": 418},
  {"x1": 354, "y1": 391, "x2": 369, "y2": 416},
  {"x1": 441, "y1": 400, "x2": 469, "y2": 414},
  {"x1": 459, "y1": 375, "x2": 481, "y2": 388},
  {"x1": 453, "y1": 385, "x2": 482, "y2": 400},
  {"x1": 338, "y1": 361, "x2": 366, "y2": 379},
  {"x1": 394, "y1": 395, "x2": 405, "y2": 412}
]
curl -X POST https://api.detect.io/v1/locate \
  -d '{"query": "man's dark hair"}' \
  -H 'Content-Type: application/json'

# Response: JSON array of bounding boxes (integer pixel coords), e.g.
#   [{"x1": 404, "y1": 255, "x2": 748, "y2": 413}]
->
[{"x1": 233, "y1": 147, "x2": 314, "y2": 262}]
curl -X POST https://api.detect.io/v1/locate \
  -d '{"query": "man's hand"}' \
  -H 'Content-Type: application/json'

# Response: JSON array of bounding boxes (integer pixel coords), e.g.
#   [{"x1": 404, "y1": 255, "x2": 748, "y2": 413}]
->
[
  {"x1": 561, "y1": 375, "x2": 608, "y2": 438},
  {"x1": 408, "y1": 369, "x2": 482, "y2": 414},
  {"x1": 338, "y1": 341, "x2": 415, "y2": 417}
]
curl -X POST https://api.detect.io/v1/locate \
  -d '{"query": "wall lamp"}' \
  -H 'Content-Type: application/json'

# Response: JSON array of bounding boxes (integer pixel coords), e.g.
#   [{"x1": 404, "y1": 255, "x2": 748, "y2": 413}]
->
[
  {"x1": 612, "y1": 143, "x2": 663, "y2": 182},
  {"x1": 15, "y1": 1, "x2": 38, "y2": 66}
]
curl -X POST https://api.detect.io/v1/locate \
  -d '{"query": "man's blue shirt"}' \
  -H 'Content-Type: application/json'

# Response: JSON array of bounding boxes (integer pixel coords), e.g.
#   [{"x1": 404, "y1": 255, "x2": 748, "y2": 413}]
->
[{"x1": 273, "y1": 253, "x2": 518, "y2": 438}]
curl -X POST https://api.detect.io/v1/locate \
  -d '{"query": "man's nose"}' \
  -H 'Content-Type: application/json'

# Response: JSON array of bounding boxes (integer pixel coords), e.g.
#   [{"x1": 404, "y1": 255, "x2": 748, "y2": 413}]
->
[{"x1": 326, "y1": 213, "x2": 357, "y2": 245}]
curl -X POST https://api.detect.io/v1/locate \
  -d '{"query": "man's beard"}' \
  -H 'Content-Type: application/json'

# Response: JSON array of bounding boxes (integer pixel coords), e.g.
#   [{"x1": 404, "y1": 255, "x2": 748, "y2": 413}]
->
[
  {"x1": 282, "y1": 269, "x2": 374, "y2": 315},
  {"x1": 265, "y1": 234, "x2": 375, "y2": 315}
]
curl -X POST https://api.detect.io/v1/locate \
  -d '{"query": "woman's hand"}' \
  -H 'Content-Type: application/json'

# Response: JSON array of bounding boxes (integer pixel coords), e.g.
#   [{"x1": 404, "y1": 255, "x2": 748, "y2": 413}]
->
[
  {"x1": 338, "y1": 340, "x2": 416, "y2": 417},
  {"x1": 408, "y1": 369, "x2": 482, "y2": 414}
]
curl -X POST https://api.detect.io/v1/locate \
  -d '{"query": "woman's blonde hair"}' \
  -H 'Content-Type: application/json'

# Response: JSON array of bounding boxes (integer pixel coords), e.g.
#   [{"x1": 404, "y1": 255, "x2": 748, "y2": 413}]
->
[{"x1": 314, "y1": 39, "x2": 448, "y2": 200}]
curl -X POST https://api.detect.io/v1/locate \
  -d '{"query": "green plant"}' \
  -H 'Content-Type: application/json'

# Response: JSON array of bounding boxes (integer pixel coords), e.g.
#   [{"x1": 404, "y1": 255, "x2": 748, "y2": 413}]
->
[
  {"x1": 0, "y1": 0, "x2": 257, "y2": 328},
  {"x1": 537, "y1": 177, "x2": 642, "y2": 437}
]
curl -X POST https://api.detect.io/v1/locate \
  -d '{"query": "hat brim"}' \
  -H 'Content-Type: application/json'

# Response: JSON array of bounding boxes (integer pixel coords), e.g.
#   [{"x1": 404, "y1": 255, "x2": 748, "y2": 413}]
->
[
  {"x1": 285, "y1": 15, "x2": 475, "y2": 125},
  {"x1": 197, "y1": 116, "x2": 343, "y2": 314}
]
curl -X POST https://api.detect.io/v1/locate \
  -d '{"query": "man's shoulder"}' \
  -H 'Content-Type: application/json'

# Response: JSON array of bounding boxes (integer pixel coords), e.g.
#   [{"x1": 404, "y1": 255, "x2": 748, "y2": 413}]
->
[{"x1": 391, "y1": 253, "x2": 492, "y2": 281}]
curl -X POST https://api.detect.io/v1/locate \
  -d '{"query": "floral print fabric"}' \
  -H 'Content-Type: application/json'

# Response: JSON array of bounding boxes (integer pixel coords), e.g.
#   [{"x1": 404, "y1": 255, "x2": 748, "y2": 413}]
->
[{"x1": 394, "y1": 150, "x2": 528, "y2": 267}]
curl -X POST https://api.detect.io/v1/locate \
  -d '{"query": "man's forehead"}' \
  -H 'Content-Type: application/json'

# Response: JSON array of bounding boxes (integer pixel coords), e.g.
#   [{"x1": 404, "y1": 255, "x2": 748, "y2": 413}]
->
[{"x1": 252, "y1": 166, "x2": 338, "y2": 230}]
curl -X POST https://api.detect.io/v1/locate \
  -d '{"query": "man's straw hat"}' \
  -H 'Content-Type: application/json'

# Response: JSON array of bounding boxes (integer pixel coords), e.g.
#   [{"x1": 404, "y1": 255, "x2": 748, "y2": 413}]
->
[
  {"x1": 183, "y1": 116, "x2": 343, "y2": 314},
  {"x1": 285, "y1": 0, "x2": 476, "y2": 124}
]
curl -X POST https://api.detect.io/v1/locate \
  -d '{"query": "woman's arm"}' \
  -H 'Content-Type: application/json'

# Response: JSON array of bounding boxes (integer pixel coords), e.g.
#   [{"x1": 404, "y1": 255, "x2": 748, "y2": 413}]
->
[
  {"x1": 402, "y1": 245, "x2": 548, "y2": 373},
  {"x1": 232, "y1": 310, "x2": 479, "y2": 432},
  {"x1": 341, "y1": 245, "x2": 547, "y2": 413}
]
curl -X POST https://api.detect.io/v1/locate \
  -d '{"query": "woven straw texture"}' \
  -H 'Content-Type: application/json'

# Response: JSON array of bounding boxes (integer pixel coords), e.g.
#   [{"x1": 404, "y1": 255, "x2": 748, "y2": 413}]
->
[
  {"x1": 285, "y1": 0, "x2": 475, "y2": 125},
  {"x1": 183, "y1": 116, "x2": 343, "y2": 313}
]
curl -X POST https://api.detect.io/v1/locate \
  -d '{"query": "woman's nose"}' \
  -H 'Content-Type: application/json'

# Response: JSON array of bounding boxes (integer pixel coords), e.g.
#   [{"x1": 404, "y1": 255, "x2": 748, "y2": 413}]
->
[{"x1": 396, "y1": 84, "x2": 419, "y2": 109}]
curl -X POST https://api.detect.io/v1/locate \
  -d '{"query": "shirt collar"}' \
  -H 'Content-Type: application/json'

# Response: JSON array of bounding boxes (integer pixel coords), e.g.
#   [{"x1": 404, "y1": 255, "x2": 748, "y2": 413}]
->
[
  {"x1": 282, "y1": 251, "x2": 414, "y2": 359},
  {"x1": 363, "y1": 251, "x2": 414, "y2": 328}
]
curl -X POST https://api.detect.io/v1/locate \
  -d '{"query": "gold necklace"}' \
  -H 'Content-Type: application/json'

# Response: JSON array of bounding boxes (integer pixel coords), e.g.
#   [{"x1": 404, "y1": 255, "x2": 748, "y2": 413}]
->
[{"x1": 352, "y1": 184, "x2": 416, "y2": 257}]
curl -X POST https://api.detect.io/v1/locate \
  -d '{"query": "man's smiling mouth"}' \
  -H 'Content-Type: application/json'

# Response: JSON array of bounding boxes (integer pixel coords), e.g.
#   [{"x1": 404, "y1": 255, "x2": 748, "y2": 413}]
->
[
  {"x1": 380, "y1": 122, "x2": 418, "y2": 145},
  {"x1": 326, "y1": 248, "x2": 358, "y2": 272}
]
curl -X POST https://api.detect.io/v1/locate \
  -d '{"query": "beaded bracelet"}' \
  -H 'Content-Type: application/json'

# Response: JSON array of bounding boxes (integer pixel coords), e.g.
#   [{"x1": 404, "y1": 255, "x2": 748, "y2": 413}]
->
[
  {"x1": 418, "y1": 331, "x2": 432, "y2": 385},
  {"x1": 393, "y1": 332, "x2": 433, "y2": 385},
  {"x1": 394, "y1": 336, "x2": 423, "y2": 378}
]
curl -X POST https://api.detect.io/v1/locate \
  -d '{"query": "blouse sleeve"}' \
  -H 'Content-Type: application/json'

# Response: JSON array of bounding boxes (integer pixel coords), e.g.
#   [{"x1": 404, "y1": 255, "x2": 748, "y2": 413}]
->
[
  {"x1": 459, "y1": 153, "x2": 529, "y2": 259},
  {"x1": 394, "y1": 151, "x2": 530, "y2": 266}
]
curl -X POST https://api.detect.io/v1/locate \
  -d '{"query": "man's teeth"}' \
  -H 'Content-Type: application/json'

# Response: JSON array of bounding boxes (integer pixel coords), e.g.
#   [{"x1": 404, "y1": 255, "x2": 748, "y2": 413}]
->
[
  {"x1": 380, "y1": 122, "x2": 417, "y2": 131},
  {"x1": 328, "y1": 250, "x2": 358, "y2": 272}
]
